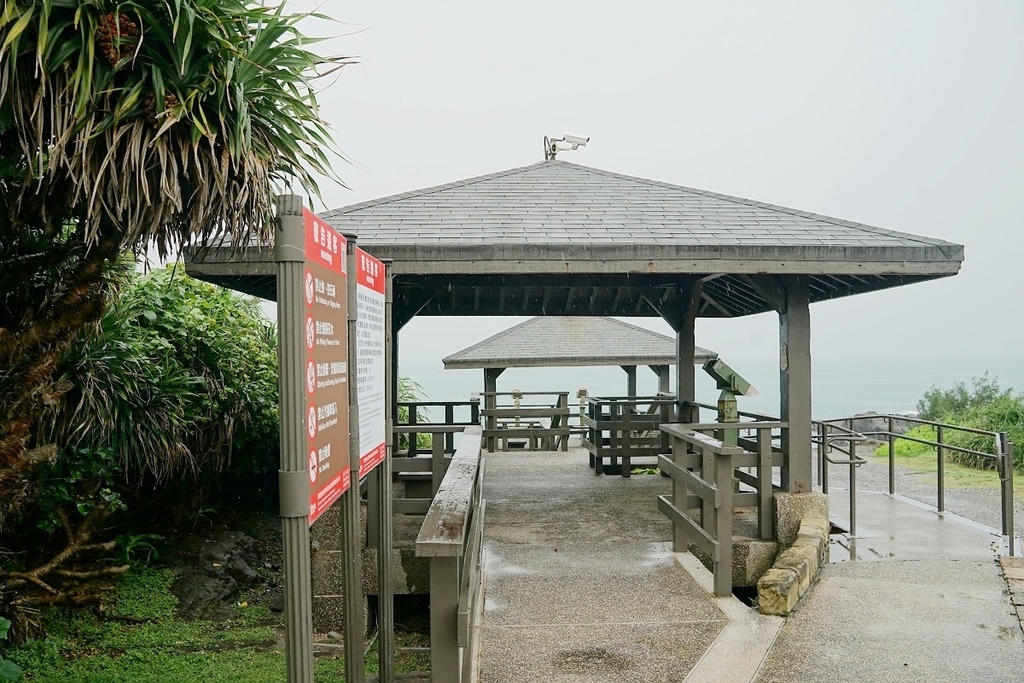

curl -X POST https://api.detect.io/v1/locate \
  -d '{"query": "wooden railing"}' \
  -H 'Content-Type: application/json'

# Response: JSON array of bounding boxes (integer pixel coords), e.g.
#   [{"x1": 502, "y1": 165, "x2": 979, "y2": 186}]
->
[
  {"x1": 480, "y1": 391, "x2": 570, "y2": 452},
  {"x1": 393, "y1": 400, "x2": 479, "y2": 515},
  {"x1": 583, "y1": 396, "x2": 677, "y2": 477},
  {"x1": 658, "y1": 422, "x2": 784, "y2": 596},
  {"x1": 399, "y1": 399, "x2": 480, "y2": 455},
  {"x1": 415, "y1": 426, "x2": 486, "y2": 683},
  {"x1": 392, "y1": 425, "x2": 466, "y2": 515}
]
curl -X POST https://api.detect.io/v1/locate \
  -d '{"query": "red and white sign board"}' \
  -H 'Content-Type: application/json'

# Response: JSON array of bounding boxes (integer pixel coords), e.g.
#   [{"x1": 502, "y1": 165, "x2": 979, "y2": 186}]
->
[
  {"x1": 356, "y1": 247, "x2": 387, "y2": 478},
  {"x1": 303, "y1": 209, "x2": 350, "y2": 524}
]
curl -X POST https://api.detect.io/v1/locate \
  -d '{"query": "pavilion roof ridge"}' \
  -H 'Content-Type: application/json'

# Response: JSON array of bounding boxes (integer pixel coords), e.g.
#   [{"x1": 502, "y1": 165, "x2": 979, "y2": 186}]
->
[
  {"x1": 442, "y1": 316, "x2": 716, "y2": 369},
  {"x1": 321, "y1": 160, "x2": 957, "y2": 252},
  {"x1": 321, "y1": 161, "x2": 548, "y2": 217},
  {"x1": 560, "y1": 162, "x2": 957, "y2": 249},
  {"x1": 442, "y1": 317, "x2": 540, "y2": 364}
]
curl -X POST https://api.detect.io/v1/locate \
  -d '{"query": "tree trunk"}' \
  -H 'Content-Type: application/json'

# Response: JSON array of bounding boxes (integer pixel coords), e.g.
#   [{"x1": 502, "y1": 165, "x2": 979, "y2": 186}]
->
[{"x1": 0, "y1": 237, "x2": 119, "y2": 527}]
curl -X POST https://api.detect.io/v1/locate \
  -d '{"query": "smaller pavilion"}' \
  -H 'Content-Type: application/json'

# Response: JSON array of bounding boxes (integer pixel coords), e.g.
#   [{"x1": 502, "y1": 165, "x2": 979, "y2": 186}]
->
[{"x1": 442, "y1": 316, "x2": 717, "y2": 397}]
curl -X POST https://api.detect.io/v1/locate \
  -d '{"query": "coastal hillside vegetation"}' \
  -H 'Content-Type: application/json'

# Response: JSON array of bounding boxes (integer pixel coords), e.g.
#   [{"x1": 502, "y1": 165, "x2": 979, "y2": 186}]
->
[
  {"x1": 0, "y1": 0, "x2": 346, "y2": 548},
  {"x1": 2, "y1": 0, "x2": 349, "y2": 667},
  {"x1": 1, "y1": 266, "x2": 280, "y2": 651},
  {"x1": 877, "y1": 375, "x2": 1024, "y2": 471}
]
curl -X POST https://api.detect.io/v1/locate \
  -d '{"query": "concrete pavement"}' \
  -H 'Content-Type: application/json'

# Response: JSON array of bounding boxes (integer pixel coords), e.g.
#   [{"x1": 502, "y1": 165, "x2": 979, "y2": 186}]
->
[
  {"x1": 755, "y1": 490, "x2": 1024, "y2": 682},
  {"x1": 475, "y1": 445, "x2": 1024, "y2": 682},
  {"x1": 477, "y1": 447, "x2": 776, "y2": 682}
]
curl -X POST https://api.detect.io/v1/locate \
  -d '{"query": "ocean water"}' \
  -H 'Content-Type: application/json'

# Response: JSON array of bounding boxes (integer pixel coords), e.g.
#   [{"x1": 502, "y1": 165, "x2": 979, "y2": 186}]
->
[{"x1": 397, "y1": 354, "x2": 1024, "y2": 421}]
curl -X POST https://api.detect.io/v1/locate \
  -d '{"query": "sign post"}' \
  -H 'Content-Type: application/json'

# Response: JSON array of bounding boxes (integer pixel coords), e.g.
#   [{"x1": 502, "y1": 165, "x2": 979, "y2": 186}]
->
[
  {"x1": 379, "y1": 258, "x2": 396, "y2": 679},
  {"x1": 355, "y1": 249, "x2": 393, "y2": 678},
  {"x1": 341, "y1": 234, "x2": 366, "y2": 682},
  {"x1": 277, "y1": 202, "x2": 392, "y2": 681},
  {"x1": 277, "y1": 196, "x2": 352, "y2": 682}
]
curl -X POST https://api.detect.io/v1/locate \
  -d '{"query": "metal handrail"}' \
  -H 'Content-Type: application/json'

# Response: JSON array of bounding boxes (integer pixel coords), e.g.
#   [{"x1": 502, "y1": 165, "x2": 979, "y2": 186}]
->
[
  {"x1": 689, "y1": 400, "x2": 1015, "y2": 549},
  {"x1": 813, "y1": 422, "x2": 868, "y2": 534},
  {"x1": 819, "y1": 413, "x2": 1015, "y2": 555}
]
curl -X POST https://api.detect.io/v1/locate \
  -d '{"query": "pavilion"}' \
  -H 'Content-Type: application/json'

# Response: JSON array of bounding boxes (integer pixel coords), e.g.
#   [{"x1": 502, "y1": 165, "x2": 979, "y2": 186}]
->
[
  {"x1": 441, "y1": 315, "x2": 717, "y2": 398},
  {"x1": 186, "y1": 159, "x2": 963, "y2": 495}
]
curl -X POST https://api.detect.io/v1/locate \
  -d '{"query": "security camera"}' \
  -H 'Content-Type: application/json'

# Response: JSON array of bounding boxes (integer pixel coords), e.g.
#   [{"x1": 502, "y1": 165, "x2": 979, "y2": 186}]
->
[{"x1": 544, "y1": 132, "x2": 590, "y2": 160}]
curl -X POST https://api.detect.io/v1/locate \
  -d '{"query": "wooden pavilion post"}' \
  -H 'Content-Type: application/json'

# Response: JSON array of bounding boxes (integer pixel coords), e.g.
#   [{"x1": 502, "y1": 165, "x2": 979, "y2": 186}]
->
[
  {"x1": 665, "y1": 281, "x2": 701, "y2": 553},
  {"x1": 780, "y1": 277, "x2": 812, "y2": 493},
  {"x1": 622, "y1": 365, "x2": 638, "y2": 397},
  {"x1": 651, "y1": 365, "x2": 670, "y2": 394},
  {"x1": 666, "y1": 281, "x2": 702, "y2": 425},
  {"x1": 483, "y1": 367, "x2": 504, "y2": 452}
]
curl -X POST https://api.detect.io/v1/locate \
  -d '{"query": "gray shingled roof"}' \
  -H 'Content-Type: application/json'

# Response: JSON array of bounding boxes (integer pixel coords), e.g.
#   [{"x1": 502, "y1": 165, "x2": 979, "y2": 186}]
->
[
  {"x1": 442, "y1": 317, "x2": 716, "y2": 369},
  {"x1": 184, "y1": 159, "x2": 962, "y2": 321},
  {"x1": 326, "y1": 160, "x2": 952, "y2": 252}
]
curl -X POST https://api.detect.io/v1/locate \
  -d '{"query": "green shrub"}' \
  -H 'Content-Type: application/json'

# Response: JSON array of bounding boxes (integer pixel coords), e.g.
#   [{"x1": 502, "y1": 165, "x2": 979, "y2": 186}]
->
[
  {"x1": 872, "y1": 424, "x2": 937, "y2": 458},
  {"x1": 398, "y1": 377, "x2": 433, "y2": 451},
  {"x1": 942, "y1": 396, "x2": 1024, "y2": 470},
  {"x1": 906, "y1": 376, "x2": 1024, "y2": 471},
  {"x1": 36, "y1": 265, "x2": 279, "y2": 488},
  {"x1": 2, "y1": 266, "x2": 281, "y2": 640},
  {"x1": 918, "y1": 374, "x2": 1011, "y2": 421}
]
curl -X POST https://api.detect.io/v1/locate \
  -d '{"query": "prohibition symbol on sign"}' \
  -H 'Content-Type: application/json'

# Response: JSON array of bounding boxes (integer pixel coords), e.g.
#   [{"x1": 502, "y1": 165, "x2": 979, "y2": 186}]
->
[
  {"x1": 304, "y1": 270, "x2": 315, "y2": 305},
  {"x1": 305, "y1": 315, "x2": 315, "y2": 350},
  {"x1": 308, "y1": 450, "x2": 317, "y2": 483},
  {"x1": 307, "y1": 405, "x2": 317, "y2": 439},
  {"x1": 306, "y1": 360, "x2": 316, "y2": 395}
]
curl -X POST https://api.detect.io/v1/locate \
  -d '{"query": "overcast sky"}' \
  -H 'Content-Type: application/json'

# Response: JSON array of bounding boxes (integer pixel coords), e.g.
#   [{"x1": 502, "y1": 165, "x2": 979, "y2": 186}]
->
[{"x1": 291, "y1": 1, "x2": 1023, "y2": 372}]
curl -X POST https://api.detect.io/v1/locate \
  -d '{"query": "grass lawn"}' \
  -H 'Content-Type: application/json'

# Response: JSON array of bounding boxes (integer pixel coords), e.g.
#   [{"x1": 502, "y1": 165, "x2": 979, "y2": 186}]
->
[
  {"x1": 872, "y1": 439, "x2": 1024, "y2": 490},
  {"x1": 6, "y1": 568, "x2": 428, "y2": 682}
]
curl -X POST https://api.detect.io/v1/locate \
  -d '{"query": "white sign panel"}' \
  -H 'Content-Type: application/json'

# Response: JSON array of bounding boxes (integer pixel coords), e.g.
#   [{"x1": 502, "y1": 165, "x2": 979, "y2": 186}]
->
[{"x1": 355, "y1": 247, "x2": 386, "y2": 477}]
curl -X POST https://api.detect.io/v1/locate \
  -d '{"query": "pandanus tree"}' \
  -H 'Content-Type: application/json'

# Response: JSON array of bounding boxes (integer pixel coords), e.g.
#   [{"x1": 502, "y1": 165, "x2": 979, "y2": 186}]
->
[
  {"x1": 0, "y1": 0, "x2": 349, "y2": 632},
  {"x1": 0, "y1": 0, "x2": 347, "y2": 517}
]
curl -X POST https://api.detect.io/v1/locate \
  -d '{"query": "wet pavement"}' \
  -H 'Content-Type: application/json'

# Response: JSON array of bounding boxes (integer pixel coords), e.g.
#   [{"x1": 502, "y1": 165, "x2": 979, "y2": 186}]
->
[
  {"x1": 824, "y1": 443, "x2": 1024, "y2": 543},
  {"x1": 478, "y1": 447, "x2": 733, "y2": 682},
  {"x1": 756, "y1": 489, "x2": 1024, "y2": 682},
  {"x1": 475, "y1": 445, "x2": 1024, "y2": 682}
]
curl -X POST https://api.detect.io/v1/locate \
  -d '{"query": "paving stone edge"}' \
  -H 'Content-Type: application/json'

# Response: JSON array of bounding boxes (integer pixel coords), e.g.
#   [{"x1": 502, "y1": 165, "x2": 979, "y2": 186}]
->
[
  {"x1": 756, "y1": 516, "x2": 828, "y2": 616},
  {"x1": 998, "y1": 555, "x2": 1024, "y2": 636}
]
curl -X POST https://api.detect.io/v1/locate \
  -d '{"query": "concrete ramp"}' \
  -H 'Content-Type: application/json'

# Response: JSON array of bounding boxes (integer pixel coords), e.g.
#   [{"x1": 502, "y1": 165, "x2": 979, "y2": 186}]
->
[
  {"x1": 477, "y1": 446, "x2": 749, "y2": 682},
  {"x1": 474, "y1": 446, "x2": 1024, "y2": 682},
  {"x1": 754, "y1": 490, "x2": 1024, "y2": 682}
]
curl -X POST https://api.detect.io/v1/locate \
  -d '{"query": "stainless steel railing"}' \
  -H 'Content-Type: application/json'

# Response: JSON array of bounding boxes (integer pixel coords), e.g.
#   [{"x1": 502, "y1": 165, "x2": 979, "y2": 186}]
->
[
  {"x1": 813, "y1": 420, "x2": 868, "y2": 534},
  {"x1": 819, "y1": 414, "x2": 1015, "y2": 554}
]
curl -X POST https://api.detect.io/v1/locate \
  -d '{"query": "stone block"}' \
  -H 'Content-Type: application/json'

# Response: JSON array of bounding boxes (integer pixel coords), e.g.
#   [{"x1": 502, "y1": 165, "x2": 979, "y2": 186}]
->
[
  {"x1": 310, "y1": 498, "x2": 368, "y2": 552},
  {"x1": 773, "y1": 492, "x2": 828, "y2": 546},
  {"x1": 362, "y1": 546, "x2": 430, "y2": 595},
  {"x1": 757, "y1": 567, "x2": 799, "y2": 616},
  {"x1": 1002, "y1": 565, "x2": 1024, "y2": 581},
  {"x1": 688, "y1": 537, "x2": 780, "y2": 588},
  {"x1": 774, "y1": 545, "x2": 816, "y2": 594},
  {"x1": 792, "y1": 516, "x2": 829, "y2": 566},
  {"x1": 754, "y1": 513, "x2": 828, "y2": 616},
  {"x1": 731, "y1": 539, "x2": 780, "y2": 587},
  {"x1": 311, "y1": 549, "x2": 346, "y2": 595}
]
